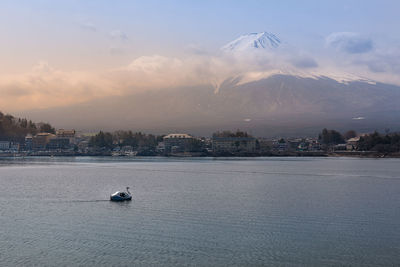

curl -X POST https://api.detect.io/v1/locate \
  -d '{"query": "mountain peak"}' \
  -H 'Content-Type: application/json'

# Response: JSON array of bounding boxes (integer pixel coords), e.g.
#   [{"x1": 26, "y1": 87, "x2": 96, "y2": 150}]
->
[{"x1": 221, "y1": 32, "x2": 281, "y2": 52}]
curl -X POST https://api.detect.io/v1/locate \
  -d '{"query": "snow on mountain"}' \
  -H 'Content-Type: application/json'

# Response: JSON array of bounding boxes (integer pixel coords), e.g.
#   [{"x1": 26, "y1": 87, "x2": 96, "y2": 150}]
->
[
  {"x1": 220, "y1": 32, "x2": 375, "y2": 87},
  {"x1": 221, "y1": 32, "x2": 281, "y2": 52}
]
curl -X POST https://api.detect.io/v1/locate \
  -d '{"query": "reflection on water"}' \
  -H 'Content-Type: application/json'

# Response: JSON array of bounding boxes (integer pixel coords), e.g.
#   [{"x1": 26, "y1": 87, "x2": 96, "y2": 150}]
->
[{"x1": 0, "y1": 157, "x2": 399, "y2": 266}]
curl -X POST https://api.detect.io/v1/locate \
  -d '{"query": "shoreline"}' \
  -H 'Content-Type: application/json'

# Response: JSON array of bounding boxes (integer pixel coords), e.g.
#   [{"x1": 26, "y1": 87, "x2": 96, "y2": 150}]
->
[{"x1": 1, "y1": 151, "x2": 399, "y2": 158}]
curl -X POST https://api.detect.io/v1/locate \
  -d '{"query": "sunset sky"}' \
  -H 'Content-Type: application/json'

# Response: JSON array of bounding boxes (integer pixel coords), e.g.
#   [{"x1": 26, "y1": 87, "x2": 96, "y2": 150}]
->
[{"x1": 1, "y1": 0, "x2": 400, "y2": 113}]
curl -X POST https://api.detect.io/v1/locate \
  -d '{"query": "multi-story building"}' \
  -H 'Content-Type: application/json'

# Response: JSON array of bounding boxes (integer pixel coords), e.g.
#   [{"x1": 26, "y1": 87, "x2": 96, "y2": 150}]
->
[
  {"x1": 10, "y1": 143, "x2": 20, "y2": 151},
  {"x1": 272, "y1": 140, "x2": 289, "y2": 152},
  {"x1": 258, "y1": 139, "x2": 274, "y2": 153},
  {"x1": 47, "y1": 137, "x2": 70, "y2": 150},
  {"x1": 0, "y1": 141, "x2": 20, "y2": 152},
  {"x1": 163, "y1": 133, "x2": 194, "y2": 153},
  {"x1": 33, "y1": 133, "x2": 56, "y2": 150},
  {"x1": 0, "y1": 141, "x2": 10, "y2": 151},
  {"x1": 25, "y1": 134, "x2": 33, "y2": 151},
  {"x1": 56, "y1": 129, "x2": 76, "y2": 144}
]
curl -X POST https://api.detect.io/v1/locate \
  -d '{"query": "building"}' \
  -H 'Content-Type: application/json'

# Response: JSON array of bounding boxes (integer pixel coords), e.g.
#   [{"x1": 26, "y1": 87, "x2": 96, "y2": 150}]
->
[
  {"x1": 346, "y1": 136, "x2": 360, "y2": 151},
  {"x1": 163, "y1": 133, "x2": 194, "y2": 153},
  {"x1": 0, "y1": 141, "x2": 10, "y2": 151},
  {"x1": 156, "y1": 142, "x2": 165, "y2": 153},
  {"x1": 33, "y1": 133, "x2": 56, "y2": 150},
  {"x1": 25, "y1": 134, "x2": 33, "y2": 151},
  {"x1": 10, "y1": 143, "x2": 20, "y2": 151},
  {"x1": 271, "y1": 140, "x2": 289, "y2": 152},
  {"x1": 77, "y1": 140, "x2": 89, "y2": 153},
  {"x1": 56, "y1": 129, "x2": 76, "y2": 144},
  {"x1": 212, "y1": 137, "x2": 256, "y2": 153},
  {"x1": 308, "y1": 139, "x2": 321, "y2": 151},
  {"x1": 287, "y1": 139, "x2": 302, "y2": 151},
  {"x1": 333, "y1": 143, "x2": 347, "y2": 151},
  {"x1": 0, "y1": 141, "x2": 20, "y2": 152},
  {"x1": 47, "y1": 137, "x2": 70, "y2": 150},
  {"x1": 257, "y1": 139, "x2": 273, "y2": 153}
]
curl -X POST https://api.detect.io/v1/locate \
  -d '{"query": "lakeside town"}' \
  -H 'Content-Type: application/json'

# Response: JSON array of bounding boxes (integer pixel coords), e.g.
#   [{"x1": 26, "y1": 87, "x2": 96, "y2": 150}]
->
[
  {"x1": 1, "y1": 126, "x2": 399, "y2": 158},
  {"x1": 1, "y1": 111, "x2": 399, "y2": 158}
]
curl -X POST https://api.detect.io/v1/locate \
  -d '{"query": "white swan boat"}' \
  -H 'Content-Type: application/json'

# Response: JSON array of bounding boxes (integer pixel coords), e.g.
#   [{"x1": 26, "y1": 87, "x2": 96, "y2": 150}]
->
[{"x1": 110, "y1": 187, "x2": 132, "y2": 201}]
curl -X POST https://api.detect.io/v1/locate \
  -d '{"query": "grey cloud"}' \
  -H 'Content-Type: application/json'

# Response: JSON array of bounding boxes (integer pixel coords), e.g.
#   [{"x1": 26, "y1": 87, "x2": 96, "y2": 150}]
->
[
  {"x1": 291, "y1": 57, "x2": 318, "y2": 68},
  {"x1": 109, "y1": 30, "x2": 129, "y2": 42},
  {"x1": 326, "y1": 32, "x2": 373, "y2": 54},
  {"x1": 366, "y1": 60, "x2": 387, "y2": 73},
  {"x1": 366, "y1": 57, "x2": 400, "y2": 73},
  {"x1": 353, "y1": 50, "x2": 400, "y2": 74}
]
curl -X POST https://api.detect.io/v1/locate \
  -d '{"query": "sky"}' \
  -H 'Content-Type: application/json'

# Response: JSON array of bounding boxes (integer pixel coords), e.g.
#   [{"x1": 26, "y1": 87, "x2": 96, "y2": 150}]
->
[{"x1": 1, "y1": 0, "x2": 400, "y2": 112}]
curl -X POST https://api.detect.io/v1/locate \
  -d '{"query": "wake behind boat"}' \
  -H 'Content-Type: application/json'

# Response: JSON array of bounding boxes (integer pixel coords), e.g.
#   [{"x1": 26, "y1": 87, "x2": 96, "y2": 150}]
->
[{"x1": 110, "y1": 187, "x2": 132, "y2": 201}]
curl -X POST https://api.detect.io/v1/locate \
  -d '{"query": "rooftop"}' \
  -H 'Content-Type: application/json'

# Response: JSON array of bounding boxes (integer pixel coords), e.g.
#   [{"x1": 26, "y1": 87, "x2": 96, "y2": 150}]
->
[
  {"x1": 347, "y1": 137, "x2": 361, "y2": 142},
  {"x1": 164, "y1": 133, "x2": 193, "y2": 139}
]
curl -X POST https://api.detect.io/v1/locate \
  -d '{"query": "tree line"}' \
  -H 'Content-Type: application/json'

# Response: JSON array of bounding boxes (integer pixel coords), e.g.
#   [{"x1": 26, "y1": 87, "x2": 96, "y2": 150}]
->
[
  {"x1": 358, "y1": 132, "x2": 400, "y2": 152},
  {"x1": 212, "y1": 130, "x2": 252, "y2": 138},
  {"x1": 89, "y1": 131, "x2": 163, "y2": 150},
  {"x1": 319, "y1": 128, "x2": 400, "y2": 152},
  {"x1": 0, "y1": 111, "x2": 55, "y2": 142}
]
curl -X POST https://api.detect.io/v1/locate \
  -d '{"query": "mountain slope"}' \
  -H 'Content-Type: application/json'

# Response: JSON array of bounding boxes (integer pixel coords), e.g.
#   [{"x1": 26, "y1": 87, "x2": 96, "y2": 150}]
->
[{"x1": 19, "y1": 75, "x2": 400, "y2": 136}]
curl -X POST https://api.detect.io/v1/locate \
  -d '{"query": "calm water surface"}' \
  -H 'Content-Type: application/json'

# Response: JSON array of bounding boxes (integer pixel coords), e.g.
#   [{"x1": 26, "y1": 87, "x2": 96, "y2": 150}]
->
[{"x1": 0, "y1": 157, "x2": 399, "y2": 266}]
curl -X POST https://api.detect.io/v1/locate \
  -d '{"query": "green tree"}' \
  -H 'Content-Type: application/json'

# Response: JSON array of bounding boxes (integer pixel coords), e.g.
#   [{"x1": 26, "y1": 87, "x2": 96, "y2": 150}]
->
[
  {"x1": 39, "y1": 123, "x2": 55, "y2": 134},
  {"x1": 188, "y1": 138, "x2": 204, "y2": 152},
  {"x1": 319, "y1": 128, "x2": 344, "y2": 145},
  {"x1": 0, "y1": 111, "x2": 42, "y2": 142},
  {"x1": 89, "y1": 131, "x2": 114, "y2": 149},
  {"x1": 358, "y1": 131, "x2": 400, "y2": 152},
  {"x1": 213, "y1": 130, "x2": 252, "y2": 138},
  {"x1": 343, "y1": 130, "x2": 357, "y2": 140}
]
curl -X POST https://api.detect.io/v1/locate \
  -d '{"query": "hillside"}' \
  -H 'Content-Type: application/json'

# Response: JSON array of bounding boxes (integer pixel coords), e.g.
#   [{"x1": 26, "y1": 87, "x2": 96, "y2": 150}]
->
[
  {"x1": 18, "y1": 75, "x2": 400, "y2": 137},
  {"x1": 0, "y1": 112, "x2": 55, "y2": 142}
]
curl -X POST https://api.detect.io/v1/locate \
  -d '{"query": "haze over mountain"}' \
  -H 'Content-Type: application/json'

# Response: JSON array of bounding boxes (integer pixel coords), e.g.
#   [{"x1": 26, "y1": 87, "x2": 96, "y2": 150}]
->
[
  {"x1": 9, "y1": 28, "x2": 400, "y2": 136},
  {"x1": 20, "y1": 73, "x2": 400, "y2": 137}
]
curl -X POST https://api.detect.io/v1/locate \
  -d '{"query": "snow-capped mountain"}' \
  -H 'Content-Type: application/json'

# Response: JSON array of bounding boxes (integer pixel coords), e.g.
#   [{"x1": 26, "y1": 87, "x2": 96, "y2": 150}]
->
[
  {"x1": 18, "y1": 31, "x2": 400, "y2": 136},
  {"x1": 220, "y1": 32, "x2": 374, "y2": 86},
  {"x1": 221, "y1": 32, "x2": 281, "y2": 52}
]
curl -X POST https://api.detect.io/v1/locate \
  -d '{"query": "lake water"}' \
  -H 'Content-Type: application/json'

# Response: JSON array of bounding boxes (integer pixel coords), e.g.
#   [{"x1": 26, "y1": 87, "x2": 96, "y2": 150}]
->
[{"x1": 0, "y1": 157, "x2": 399, "y2": 266}]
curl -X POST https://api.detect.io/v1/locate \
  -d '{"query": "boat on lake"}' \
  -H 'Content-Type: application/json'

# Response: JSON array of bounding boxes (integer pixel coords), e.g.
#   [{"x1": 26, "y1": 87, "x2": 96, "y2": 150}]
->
[{"x1": 110, "y1": 187, "x2": 132, "y2": 201}]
